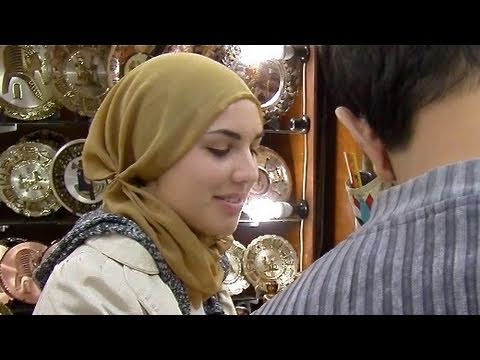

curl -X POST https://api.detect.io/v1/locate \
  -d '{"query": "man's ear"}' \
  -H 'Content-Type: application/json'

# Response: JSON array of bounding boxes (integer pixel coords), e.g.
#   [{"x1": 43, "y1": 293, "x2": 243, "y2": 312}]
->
[{"x1": 335, "y1": 106, "x2": 396, "y2": 183}]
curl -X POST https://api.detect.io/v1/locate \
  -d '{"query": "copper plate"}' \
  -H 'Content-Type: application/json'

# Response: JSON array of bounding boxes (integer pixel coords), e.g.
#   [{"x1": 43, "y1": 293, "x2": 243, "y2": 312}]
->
[
  {"x1": 0, "y1": 142, "x2": 60, "y2": 217},
  {"x1": 163, "y1": 45, "x2": 240, "y2": 68},
  {"x1": 243, "y1": 234, "x2": 298, "y2": 292},
  {"x1": 223, "y1": 240, "x2": 250, "y2": 296},
  {"x1": 107, "y1": 45, "x2": 157, "y2": 87},
  {"x1": 229, "y1": 57, "x2": 300, "y2": 123},
  {"x1": 0, "y1": 241, "x2": 47, "y2": 304},
  {"x1": 247, "y1": 145, "x2": 292, "y2": 204},
  {"x1": 50, "y1": 139, "x2": 108, "y2": 216},
  {"x1": 0, "y1": 45, "x2": 59, "y2": 120},
  {"x1": 0, "y1": 238, "x2": 27, "y2": 305},
  {"x1": 46, "y1": 45, "x2": 110, "y2": 117},
  {"x1": 0, "y1": 244, "x2": 12, "y2": 304}
]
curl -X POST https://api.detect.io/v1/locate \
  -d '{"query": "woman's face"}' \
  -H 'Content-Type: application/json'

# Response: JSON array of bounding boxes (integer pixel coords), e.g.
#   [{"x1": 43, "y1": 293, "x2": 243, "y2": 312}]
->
[{"x1": 150, "y1": 99, "x2": 263, "y2": 237}]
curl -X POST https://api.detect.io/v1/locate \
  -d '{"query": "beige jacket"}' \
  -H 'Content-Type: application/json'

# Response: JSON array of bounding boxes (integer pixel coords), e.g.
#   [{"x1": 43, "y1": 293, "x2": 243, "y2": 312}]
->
[{"x1": 33, "y1": 234, "x2": 236, "y2": 315}]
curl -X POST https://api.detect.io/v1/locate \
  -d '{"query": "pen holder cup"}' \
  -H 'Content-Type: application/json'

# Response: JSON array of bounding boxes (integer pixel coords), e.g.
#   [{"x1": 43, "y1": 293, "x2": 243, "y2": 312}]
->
[{"x1": 345, "y1": 172, "x2": 386, "y2": 229}]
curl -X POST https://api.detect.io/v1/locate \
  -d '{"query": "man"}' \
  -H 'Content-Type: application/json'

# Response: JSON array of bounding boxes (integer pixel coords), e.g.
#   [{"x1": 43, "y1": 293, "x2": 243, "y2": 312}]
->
[{"x1": 254, "y1": 45, "x2": 480, "y2": 315}]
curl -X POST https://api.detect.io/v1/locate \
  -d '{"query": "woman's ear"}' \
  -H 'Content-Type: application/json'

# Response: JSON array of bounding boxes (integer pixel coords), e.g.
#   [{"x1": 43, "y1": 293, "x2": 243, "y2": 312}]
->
[{"x1": 335, "y1": 106, "x2": 396, "y2": 183}]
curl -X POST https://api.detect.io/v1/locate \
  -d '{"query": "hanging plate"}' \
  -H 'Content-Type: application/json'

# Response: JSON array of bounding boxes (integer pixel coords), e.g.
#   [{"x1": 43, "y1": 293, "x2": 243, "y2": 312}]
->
[
  {"x1": 107, "y1": 45, "x2": 159, "y2": 87},
  {"x1": 46, "y1": 45, "x2": 110, "y2": 117},
  {"x1": 223, "y1": 240, "x2": 250, "y2": 296},
  {"x1": 0, "y1": 45, "x2": 59, "y2": 120},
  {"x1": 0, "y1": 142, "x2": 60, "y2": 217},
  {"x1": 229, "y1": 56, "x2": 300, "y2": 123},
  {"x1": 247, "y1": 145, "x2": 292, "y2": 204},
  {"x1": 19, "y1": 129, "x2": 69, "y2": 151},
  {"x1": 0, "y1": 241, "x2": 47, "y2": 304},
  {"x1": 243, "y1": 234, "x2": 298, "y2": 292},
  {"x1": 50, "y1": 139, "x2": 108, "y2": 216}
]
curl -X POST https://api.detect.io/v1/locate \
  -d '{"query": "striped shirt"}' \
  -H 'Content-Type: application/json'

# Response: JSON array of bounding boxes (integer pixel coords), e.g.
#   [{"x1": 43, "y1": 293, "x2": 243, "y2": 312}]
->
[{"x1": 254, "y1": 158, "x2": 480, "y2": 315}]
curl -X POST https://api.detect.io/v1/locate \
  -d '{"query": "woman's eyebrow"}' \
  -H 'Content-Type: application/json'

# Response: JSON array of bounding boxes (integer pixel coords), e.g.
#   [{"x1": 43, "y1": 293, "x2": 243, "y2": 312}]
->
[{"x1": 206, "y1": 129, "x2": 264, "y2": 141}]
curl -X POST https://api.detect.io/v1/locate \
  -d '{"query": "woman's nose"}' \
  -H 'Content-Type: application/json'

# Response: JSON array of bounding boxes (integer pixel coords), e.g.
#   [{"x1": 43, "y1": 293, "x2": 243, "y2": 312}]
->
[{"x1": 232, "y1": 152, "x2": 258, "y2": 185}]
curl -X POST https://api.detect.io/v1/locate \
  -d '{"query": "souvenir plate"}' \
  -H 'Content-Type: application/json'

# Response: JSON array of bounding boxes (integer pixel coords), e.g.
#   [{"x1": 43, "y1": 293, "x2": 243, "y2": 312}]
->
[
  {"x1": 0, "y1": 241, "x2": 47, "y2": 304},
  {"x1": 223, "y1": 240, "x2": 250, "y2": 296},
  {"x1": 0, "y1": 237, "x2": 26, "y2": 305},
  {"x1": 163, "y1": 45, "x2": 240, "y2": 68},
  {"x1": 0, "y1": 142, "x2": 60, "y2": 217},
  {"x1": 46, "y1": 45, "x2": 110, "y2": 117},
  {"x1": 107, "y1": 45, "x2": 158, "y2": 87},
  {"x1": 0, "y1": 45, "x2": 59, "y2": 120},
  {"x1": 247, "y1": 145, "x2": 292, "y2": 204},
  {"x1": 243, "y1": 235, "x2": 297, "y2": 292},
  {"x1": 229, "y1": 57, "x2": 300, "y2": 123},
  {"x1": 19, "y1": 129, "x2": 69, "y2": 150},
  {"x1": 50, "y1": 139, "x2": 108, "y2": 216},
  {"x1": 0, "y1": 244, "x2": 11, "y2": 304}
]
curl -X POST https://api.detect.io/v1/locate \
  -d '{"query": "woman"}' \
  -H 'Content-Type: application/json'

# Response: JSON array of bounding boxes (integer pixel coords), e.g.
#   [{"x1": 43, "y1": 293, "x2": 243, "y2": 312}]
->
[{"x1": 33, "y1": 52, "x2": 264, "y2": 315}]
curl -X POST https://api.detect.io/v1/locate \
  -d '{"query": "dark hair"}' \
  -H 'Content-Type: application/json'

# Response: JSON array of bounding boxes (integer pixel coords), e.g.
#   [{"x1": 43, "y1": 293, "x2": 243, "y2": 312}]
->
[{"x1": 320, "y1": 45, "x2": 480, "y2": 151}]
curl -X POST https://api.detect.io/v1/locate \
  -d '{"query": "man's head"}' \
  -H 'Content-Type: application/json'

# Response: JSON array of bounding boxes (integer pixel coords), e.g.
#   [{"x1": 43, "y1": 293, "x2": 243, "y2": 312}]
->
[{"x1": 321, "y1": 45, "x2": 480, "y2": 183}]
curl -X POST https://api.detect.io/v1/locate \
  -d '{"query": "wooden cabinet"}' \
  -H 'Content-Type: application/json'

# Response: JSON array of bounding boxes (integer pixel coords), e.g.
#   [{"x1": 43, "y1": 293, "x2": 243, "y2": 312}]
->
[{"x1": 313, "y1": 47, "x2": 362, "y2": 251}]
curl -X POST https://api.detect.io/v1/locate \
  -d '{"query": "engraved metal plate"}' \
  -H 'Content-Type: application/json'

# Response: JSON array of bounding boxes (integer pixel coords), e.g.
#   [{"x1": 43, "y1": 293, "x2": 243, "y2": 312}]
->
[
  {"x1": 0, "y1": 45, "x2": 59, "y2": 120},
  {"x1": 223, "y1": 240, "x2": 250, "y2": 296},
  {"x1": 163, "y1": 45, "x2": 240, "y2": 68},
  {"x1": 243, "y1": 234, "x2": 298, "y2": 292},
  {"x1": 0, "y1": 241, "x2": 47, "y2": 304},
  {"x1": 0, "y1": 244, "x2": 12, "y2": 305},
  {"x1": 19, "y1": 129, "x2": 69, "y2": 151},
  {"x1": 47, "y1": 45, "x2": 110, "y2": 117},
  {"x1": 0, "y1": 142, "x2": 60, "y2": 217},
  {"x1": 0, "y1": 238, "x2": 27, "y2": 305},
  {"x1": 50, "y1": 139, "x2": 108, "y2": 216},
  {"x1": 229, "y1": 57, "x2": 300, "y2": 123},
  {"x1": 247, "y1": 145, "x2": 292, "y2": 204},
  {"x1": 107, "y1": 45, "x2": 158, "y2": 87}
]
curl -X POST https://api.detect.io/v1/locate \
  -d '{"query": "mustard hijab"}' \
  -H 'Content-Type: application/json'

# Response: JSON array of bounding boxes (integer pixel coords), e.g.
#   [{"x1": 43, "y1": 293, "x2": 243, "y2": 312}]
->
[{"x1": 82, "y1": 52, "x2": 262, "y2": 308}]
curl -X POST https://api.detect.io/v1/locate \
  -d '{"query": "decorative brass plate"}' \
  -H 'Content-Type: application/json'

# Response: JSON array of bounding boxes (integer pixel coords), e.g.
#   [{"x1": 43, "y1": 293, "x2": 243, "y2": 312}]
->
[
  {"x1": 229, "y1": 57, "x2": 300, "y2": 123},
  {"x1": 107, "y1": 45, "x2": 158, "y2": 87},
  {"x1": 0, "y1": 45, "x2": 59, "y2": 120},
  {"x1": 0, "y1": 142, "x2": 60, "y2": 217},
  {"x1": 223, "y1": 240, "x2": 250, "y2": 296},
  {"x1": 19, "y1": 129, "x2": 69, "y2": 151},
  {"x1": 247, "y1": 145, "x2": 292, "y2": 204},
  {"x1": 243, "y1": 234, "x2": 297, "y2": 292},
  {"x1": 46, "y1": 45, "x2": 110, "y2": 117},
  {"x1": 50, "y1": 139, "x2": 108, "y2": 216}
]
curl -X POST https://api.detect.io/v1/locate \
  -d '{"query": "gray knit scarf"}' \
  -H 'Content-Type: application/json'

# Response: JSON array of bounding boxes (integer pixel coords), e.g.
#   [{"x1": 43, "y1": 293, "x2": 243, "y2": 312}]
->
[{"x1": 33, "y1": 208, "x2": 230, "y2": 315}]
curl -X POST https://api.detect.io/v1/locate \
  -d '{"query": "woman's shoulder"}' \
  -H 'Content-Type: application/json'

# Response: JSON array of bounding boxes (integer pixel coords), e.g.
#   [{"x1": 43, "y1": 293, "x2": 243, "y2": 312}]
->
[
  {"x1": 34, "y1": 234, "x2": 181, "y2": 314},
  {"x1": 80, "y1": 233, "x2": 159, "y2": 275}
]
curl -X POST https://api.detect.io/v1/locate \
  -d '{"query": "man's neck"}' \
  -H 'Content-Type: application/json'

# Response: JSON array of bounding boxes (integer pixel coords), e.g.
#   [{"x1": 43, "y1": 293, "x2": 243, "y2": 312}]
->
[{"x1": 390, "y1": 88, "x2": 480, "y2": 184}]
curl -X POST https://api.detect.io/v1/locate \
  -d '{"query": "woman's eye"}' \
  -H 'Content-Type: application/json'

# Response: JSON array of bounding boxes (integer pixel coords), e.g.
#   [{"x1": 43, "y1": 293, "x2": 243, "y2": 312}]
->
[{"x1": 207, "y1": 148, "x2": 230, "y2": 157}]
